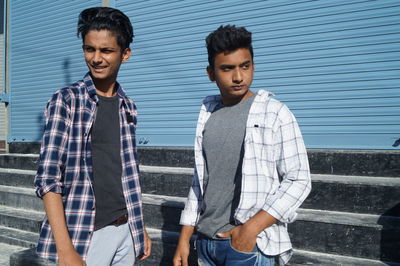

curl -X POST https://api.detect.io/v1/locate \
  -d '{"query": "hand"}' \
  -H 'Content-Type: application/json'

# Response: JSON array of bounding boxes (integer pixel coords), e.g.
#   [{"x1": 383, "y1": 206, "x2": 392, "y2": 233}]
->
[
  {"x1": 217, "y1": 225, "x2": 257, "y2": 253},
  {"x1": 58, "y1": 249, "x2": 86, "y2": 266},
  {"x1": 173, "y1": 241, "x2": 190, "y2": 266},
  {"x1": 139, "y1": 229, "x2": 152, "y2": 260}
]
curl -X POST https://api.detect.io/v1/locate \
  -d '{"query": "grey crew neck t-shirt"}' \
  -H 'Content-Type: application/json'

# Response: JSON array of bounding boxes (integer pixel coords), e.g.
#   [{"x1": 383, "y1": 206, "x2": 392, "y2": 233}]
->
[
  {"x1": 92, "y1": 94, "x2": 127, "y2": 230},
  {"x1": 197, "y1": 94, "x2": 256, "y2": 238}
]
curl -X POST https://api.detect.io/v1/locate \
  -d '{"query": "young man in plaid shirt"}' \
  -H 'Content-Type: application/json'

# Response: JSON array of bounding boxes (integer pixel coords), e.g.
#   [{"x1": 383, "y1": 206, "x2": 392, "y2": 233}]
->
[
  {"x1": 173, "y1": 25, "x2": 311, "y2": 266},
  {"x1": 34, "y1": 7, "x2": 151, "y2": 265}
]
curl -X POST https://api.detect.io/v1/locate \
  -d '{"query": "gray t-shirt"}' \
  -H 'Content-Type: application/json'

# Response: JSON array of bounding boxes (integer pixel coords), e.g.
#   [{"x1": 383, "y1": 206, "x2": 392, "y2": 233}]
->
[
  {"x1": 197, "y1": 94, "x2": 255, "y2": 238},
  {"x1": 92, "y1": 94, "x2": 127, "y2": 230}
]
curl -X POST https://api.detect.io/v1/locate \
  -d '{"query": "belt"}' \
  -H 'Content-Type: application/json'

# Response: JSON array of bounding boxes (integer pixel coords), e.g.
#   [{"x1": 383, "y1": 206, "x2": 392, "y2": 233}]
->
[{"x1": 111, "y1": 214, "x2": 128, "y2": 226}]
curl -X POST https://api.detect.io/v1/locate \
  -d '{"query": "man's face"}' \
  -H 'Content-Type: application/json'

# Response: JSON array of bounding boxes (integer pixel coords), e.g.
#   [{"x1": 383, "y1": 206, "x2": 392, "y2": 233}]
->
[
  {"x1": 83, "y1": 30, "x2": 130, "y2": 87},
  {"x1": 207, "y1": 48, "x2": 254, "y2": 105}
]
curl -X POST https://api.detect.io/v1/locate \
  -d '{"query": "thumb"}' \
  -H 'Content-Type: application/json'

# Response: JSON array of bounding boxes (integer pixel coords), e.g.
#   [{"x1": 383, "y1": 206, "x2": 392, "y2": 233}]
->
[{"x1": 216, "y1": 230, "x2": 231, "y2": 238}]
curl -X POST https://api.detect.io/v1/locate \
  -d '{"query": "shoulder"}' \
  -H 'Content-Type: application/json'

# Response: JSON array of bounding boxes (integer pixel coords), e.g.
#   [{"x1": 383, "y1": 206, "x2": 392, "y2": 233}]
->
[
  {"x1": 254, "y1": 90, "x2": 297, "y2": 123},
  {"x1": 202, "y1": 94, "x2": 221, "y2": 105},
  {"x1": 49, "y1": 80, "x2": 86, "y2": 103}
]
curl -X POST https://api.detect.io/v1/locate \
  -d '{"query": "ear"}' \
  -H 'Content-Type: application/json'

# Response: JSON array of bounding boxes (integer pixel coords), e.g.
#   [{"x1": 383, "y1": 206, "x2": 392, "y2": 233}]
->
[
  {"x1": 122, "y1": 48, "x2": 131, "y2": 63},
  {"x1": 206, "y1": 66, "x2": 215, "y2": 82}
]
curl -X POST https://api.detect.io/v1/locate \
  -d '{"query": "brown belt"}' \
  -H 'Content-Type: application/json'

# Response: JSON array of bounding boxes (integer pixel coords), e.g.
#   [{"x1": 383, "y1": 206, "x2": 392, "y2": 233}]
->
[{"x1": 111, "y1": 214, "x2": 128, "y2": 226}]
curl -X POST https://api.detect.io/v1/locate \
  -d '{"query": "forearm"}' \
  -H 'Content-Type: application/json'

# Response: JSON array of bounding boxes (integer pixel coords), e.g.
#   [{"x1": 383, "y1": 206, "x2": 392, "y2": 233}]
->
[
  {"x1": 243, "y1": 210, "x2": 277, "y2": 237},
  {"x1": 42, "y1": 192, "x2": 75, "y2": 255},
  {"x1": 177, "y1": 225, "x2": 195, "y2": 244}
]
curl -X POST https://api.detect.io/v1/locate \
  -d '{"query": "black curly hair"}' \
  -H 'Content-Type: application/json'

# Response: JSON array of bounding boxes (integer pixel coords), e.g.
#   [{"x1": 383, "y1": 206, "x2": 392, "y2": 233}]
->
[
  {"x1": 77, "y1": 7, "x2": 133, "y2": 50},
  {"x1": 206, "y1": 25, "x2": 253, "y2": 68}
]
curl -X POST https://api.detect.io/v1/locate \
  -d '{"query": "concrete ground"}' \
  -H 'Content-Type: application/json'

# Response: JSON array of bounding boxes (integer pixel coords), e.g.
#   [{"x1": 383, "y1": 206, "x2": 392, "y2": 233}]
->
[{"x1": 0, "y1": 244, "x2": 25, "y2": 266}]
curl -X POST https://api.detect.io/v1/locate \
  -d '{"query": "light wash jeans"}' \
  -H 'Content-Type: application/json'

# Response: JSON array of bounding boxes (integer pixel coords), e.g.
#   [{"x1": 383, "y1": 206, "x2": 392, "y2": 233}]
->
[
  {"x1": 196, "y1": 235, "x2": 275, "y2": 266},
  {"x1": 86, "y1": 223, "x2": 135, "y2": 266}
]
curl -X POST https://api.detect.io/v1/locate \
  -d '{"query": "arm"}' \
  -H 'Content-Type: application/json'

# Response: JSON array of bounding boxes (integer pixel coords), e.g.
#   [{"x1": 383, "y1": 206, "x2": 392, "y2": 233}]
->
[
  {"x1": 43, "y1": 192, "x2": 85, "y2": 265},
  {"x1": 173, "y1": 225, "x2": 195, "y2": 266},
  {"x1": 34, "y1": 92, "x2": 82, "y2": 264},
  {"x1": 262, "y1": 104, "x2": 311, "y2": 223}
]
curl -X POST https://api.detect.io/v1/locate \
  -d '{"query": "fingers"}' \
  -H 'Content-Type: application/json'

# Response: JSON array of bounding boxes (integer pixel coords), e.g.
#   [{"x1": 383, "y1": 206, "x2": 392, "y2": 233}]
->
[
  {"x1": 216, "y1": 228, "x2": 233, "y2": 238},
  {"x1": 173, "y1": 257, "x2": 188, "y2": 266},
  {"x1": 139, "y1": 232, "x2": 152, "y2": 260}
]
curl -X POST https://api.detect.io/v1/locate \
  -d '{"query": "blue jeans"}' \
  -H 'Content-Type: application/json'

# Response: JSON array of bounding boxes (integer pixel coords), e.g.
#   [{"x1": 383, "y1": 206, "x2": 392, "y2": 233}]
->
[{"x1": 196, "y1": 235, "x2": 275, "y2": 266}]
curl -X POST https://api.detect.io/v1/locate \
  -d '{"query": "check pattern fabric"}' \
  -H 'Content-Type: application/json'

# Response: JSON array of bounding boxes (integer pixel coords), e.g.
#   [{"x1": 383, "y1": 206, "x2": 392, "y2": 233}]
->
[
  {"x1": 34, "y1": 73, "x2": 145, "y2": 262},
  {"x1": 180, "y1": 90, "x2": 311, "y2": 265}
]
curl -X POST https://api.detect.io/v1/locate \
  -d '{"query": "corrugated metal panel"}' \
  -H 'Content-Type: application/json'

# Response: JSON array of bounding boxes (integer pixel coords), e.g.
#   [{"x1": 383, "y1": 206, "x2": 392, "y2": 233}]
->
[
  {"x1": 0, "y1": 33, "x2": 5, "y2": 140},
  {"x1": 8, "y1": 1, "x2": 100, "y2": 142},
  {"x1": 114, "y1": 0, "x2": 400, "y2": 149}
]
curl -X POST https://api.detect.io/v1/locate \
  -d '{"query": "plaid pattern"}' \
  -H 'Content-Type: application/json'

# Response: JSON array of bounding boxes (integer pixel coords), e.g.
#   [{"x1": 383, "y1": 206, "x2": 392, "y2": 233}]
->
[
  {"x1": 180, "y1": 90, "x2": 311, "y2": 265},
  {"x1": 34, "y1": 73, "x2": 144, "y2": 262}
]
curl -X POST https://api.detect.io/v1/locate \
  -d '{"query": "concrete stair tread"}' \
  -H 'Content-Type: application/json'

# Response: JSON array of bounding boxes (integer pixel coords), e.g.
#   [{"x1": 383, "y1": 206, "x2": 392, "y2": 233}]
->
[
  {"x1": 0, "y1": 184, "x2": 398, "y2": 230},
  {"x1": 0, "y1": 225, "x2": 38, "y2": 248},
  {"x1": 8, "y1": 227, "x2": 397, "y2": 266},
  {"x1": 141, "y1": 193, "x2": 400, "y2": 227},
  {"x1": 0, "y1": 184, "x2": 35, "y2": 196},
  {"x1": 0, "y1": 204, "x2": 43, "y2": 221},
  {"x1": 0, "y1": 243, "x2": 27, "y2": 266},
  {"x1": 1, "y1": 163, "x2": 400, "y2": 182},
  {"x1": 140, "y1": 165, "x2": 400, "y2": 182}
]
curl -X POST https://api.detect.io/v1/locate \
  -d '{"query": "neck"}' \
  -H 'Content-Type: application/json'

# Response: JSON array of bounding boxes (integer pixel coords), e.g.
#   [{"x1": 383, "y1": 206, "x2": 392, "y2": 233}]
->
[
  {"x1": 93, "y1": 77, "x2": 117, "y2": 97},
  {"x1": 221, "y1": 90, "x2": 254, "y2": 105}
]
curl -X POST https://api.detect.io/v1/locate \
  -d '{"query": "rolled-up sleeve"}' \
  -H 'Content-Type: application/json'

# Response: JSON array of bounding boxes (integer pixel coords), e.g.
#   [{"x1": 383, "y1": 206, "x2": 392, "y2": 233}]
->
[
  {"x1": 262, "y1": 104, "x2": 311, "y2": 223},
  {"x1": 180, "y1": 167, "x2": 203, "y2": 226},
  {"x1": 35, "y1": 91, "x2": 71, "y2": 198}
]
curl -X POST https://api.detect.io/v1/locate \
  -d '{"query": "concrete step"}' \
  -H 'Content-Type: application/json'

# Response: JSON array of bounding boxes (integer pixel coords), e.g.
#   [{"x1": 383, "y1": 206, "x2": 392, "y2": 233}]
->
[
  {"x1": 3, "y1": 147, "x2": 400, "y2": 177},
  {"x1": 0, "y1": 205, "x2": 43, "y2": 233},
  {"x1": 0, "y1": 168, "x2": 35, "y2": 188},
  {"x1": 3, "y1": 165, "x2": 398, "y2": 216},
  {"x1": 0, "y1": 182, "x2": 400, "y2": 262},
  {"x1": 0, "y1": 225, "x2": 37, "y2": 248},
  {"x1": 8, "y1": 228, "x2": 399, "y2": 266},
  {"x1": 2, "y1": 185, "x2": 398, "y2": 262},
  {"x1": 141, "y1": 194, "x2": 400, "y2": 262},
  {"x1": 0, "y1": 243, "x2": 26, "y2": 266},
  {"x1": 0, "y1": 185, "x2": 43, "y2": 212},
  {"x1": 140, "y1": 166, "x2": 400, "y2": 217},
  {"x1": 0, "y1": 154, "x2": 38, "y2": 171}
]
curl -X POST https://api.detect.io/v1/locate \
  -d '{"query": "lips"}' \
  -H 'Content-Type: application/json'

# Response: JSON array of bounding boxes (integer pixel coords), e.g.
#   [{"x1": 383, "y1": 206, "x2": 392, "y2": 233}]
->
[
  {"x1": 91, "y1": 65, "x2": 108, "y2": 73},
  {"x1": 232, "y1": 85, "x2": 245, "y2": 90}
]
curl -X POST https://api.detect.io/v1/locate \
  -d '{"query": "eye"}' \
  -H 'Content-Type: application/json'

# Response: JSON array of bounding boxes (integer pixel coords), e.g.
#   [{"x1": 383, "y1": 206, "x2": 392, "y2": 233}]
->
[
  {"x1": 83, "y1": 46, "x2": 95, "y2": 53},
  {"x1": 220, "y1": 66, "x2": 233, "y2": 72},
  {"x1": 101, "y1": 49, "x2": 114, "y2": 54},
  {"x1": 242, "y1": 64, "x2": 250, "y2": 70}
]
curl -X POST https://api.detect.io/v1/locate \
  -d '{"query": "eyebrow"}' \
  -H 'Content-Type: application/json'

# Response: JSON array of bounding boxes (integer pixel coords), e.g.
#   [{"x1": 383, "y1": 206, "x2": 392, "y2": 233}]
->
[
  {"x1": 82, "y1": 44, "x2": 116, "y2": 50},
  {"x1": 240, "y1": 60, "x2": 252, "y2": 66},
  {"x1": 220, "y1": 60, "x2": 252, "y2": 68}
]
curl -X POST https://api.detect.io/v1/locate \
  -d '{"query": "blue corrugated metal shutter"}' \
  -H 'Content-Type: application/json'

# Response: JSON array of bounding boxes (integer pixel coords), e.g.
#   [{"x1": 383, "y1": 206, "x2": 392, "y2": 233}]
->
[
  {"x1": 114, "y1": 0, "x2": 400, "y2": 149},
  {"x1": 8, "y1": 1, "x2": 100, "y2": 142}
]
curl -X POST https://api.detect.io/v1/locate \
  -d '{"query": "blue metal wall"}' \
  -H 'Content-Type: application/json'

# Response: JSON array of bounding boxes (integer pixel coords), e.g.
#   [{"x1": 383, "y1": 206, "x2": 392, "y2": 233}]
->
[
  {"x1": 8, "y1": 0, "x2": 99, "y2": 142},
  {"x1": 8, "y1": 0, "x2": 400, "y2": 149}
]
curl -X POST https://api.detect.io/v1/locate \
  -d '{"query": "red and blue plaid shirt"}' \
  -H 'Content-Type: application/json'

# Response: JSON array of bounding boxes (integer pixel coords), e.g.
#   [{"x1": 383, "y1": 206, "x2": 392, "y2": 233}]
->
[{"x1": 34, "y1": 73, "x2": 145, "y2": 262}]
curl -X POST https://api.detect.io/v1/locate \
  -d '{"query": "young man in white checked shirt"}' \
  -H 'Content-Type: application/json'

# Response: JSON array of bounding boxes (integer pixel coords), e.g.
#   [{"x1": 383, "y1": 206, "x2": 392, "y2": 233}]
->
[{"x1": 173, "y1": 25, "x2": 311, "y2": 266}]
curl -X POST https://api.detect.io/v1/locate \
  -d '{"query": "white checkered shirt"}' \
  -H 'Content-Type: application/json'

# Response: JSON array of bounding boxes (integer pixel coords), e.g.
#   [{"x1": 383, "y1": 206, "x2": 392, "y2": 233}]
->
[{"x1": 180, "y1": 90, "x2": 311, "y2": 265}]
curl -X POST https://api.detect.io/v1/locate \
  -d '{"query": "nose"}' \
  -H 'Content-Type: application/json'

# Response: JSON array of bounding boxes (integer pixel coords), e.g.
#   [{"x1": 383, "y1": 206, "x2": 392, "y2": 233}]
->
[
  {"x1": 93, "y1": 50, "x2": 102, "y2": 64},
  {"x1": 233, "y1": 69, "x2": 243, "y2": 84}
]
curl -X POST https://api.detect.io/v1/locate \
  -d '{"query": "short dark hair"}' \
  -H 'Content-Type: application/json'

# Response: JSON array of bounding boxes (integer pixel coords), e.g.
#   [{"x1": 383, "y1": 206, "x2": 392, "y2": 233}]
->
[
  {"x1": 77, "y1": 7, "x2": 134, "y2": 50},
  {"x1": 206, "y1": 25, "x2": 253, "y2": 67}
]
